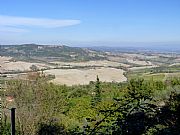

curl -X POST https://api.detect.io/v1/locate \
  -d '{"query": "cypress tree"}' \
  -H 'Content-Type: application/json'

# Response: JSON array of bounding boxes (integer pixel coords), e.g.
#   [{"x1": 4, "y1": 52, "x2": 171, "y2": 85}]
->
[{"x1": 91, "y1": 76, "x2": 101, "y2": 107}]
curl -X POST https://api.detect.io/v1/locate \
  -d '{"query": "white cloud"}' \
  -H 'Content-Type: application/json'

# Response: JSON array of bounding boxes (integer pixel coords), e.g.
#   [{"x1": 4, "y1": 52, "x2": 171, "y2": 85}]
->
[{"x1": 0, "y1": 15, "x2": 81, "y2": 32}]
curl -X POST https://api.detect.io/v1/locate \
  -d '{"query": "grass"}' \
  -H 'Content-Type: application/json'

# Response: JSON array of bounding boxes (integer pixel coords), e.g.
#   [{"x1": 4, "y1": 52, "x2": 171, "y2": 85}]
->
[
  {"x1": 142, "y1": 73, "x2": 165, "y2": 81},
  {"x1": 126, "y1": 71, "x2": 165, "y2": 81},
  {"x1": 126, "y1": 64, "x2": 180, "y2": 81}
]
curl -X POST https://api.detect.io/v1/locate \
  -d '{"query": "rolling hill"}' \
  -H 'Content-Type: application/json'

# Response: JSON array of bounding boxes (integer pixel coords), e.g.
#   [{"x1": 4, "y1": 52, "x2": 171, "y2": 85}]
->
[{"x1": 0, "y1": 44, "x2": 106, "y2": 62}]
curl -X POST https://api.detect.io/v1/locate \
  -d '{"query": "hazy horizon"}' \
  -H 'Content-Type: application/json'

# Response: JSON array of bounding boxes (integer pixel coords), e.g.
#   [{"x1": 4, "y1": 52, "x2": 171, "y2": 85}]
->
[{"x1": 1, "y1": 41, "x2": 180, "y2": 49}]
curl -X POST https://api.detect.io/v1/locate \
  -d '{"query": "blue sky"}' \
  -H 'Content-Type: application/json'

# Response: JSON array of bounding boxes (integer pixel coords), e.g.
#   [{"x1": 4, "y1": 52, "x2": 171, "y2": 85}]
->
[{"x1": 0, "y1": 0, "x2": 180, "y2": 46}]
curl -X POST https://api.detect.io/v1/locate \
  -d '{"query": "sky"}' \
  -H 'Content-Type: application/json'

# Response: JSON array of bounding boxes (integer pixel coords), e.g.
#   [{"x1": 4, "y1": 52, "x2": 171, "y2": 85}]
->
[{"x1": 0, "y1": 0, "x2": 180, "y2": 47}]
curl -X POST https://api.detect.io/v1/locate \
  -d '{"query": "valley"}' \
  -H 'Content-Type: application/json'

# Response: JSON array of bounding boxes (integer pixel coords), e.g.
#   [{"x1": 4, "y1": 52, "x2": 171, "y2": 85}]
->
[
  {"x1": 0, "y1": 44, "x2": 179, "y2": 85},
  {"x1": 1, "y1": 44, "x2": 180, "y2": 135}
]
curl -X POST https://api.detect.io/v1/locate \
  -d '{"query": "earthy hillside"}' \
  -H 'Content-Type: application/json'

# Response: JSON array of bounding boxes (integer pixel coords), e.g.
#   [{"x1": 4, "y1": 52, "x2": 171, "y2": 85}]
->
[{"x1": 0, "y1": 44, "x2": 106, "y2": 62}]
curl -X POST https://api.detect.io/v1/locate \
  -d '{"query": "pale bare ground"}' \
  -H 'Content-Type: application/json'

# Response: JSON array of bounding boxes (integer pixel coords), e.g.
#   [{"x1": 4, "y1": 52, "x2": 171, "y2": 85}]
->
[
  {"x1": 121, "y1": 53, "x2": 145, "y2": 58},
  {"x1": 169, "y1": 63, "x2": 180, "y2": 66},
  {"x1": 129, "y1": 65, "x2": 158, "y2": 71},
  {"x1": 0, "y1": 57, "x2": 51, "y2": 72},
  {"x1": 44, "y1": 68, "x2": 127, "y2": 86},
  {"x1": 50, "y1": 60, "x2": 129, "y2": 68},
  {"x1": 106, "y1": 57, "x2": 130, "y2": 67},
  {"x1": 0, "y1": 56, "x2": 12, "y2": 64},
  {"x1": 127, "y1": 59, "x2": 152, "y2": 66},
  {"x1": 121, "y1": 53, "x2": 154, "y2": 60}
]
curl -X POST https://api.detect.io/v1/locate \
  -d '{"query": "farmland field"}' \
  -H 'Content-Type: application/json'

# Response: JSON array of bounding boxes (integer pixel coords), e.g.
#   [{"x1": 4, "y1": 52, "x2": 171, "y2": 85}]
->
[
  {"x1": 0, "y1": 44, "x2": 180, "y2": 85},
  {"x1": 44, "y1": 67, "x2": 126, "y2": 85}
]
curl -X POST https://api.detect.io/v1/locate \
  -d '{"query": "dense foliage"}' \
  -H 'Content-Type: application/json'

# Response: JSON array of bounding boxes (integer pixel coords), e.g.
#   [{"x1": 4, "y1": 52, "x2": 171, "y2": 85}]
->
[{"x1": 1, "y1": 74, "x2": 180, "y2": 135}]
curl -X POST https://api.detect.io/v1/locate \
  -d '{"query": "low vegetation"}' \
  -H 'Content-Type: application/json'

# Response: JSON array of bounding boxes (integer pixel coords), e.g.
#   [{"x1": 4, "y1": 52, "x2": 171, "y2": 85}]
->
[{"x1": 1, "y1": 72, "x2": 180, "y2": 135}]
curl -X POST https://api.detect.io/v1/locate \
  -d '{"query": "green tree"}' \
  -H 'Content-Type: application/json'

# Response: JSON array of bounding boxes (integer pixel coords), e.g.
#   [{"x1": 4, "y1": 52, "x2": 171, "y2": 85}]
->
[
  {"x1": 88, "y1": 79, "x2": 157, "y2": 134},
  {"x1": 91, "y1": 76, "x2": 101, "y2": 107},
  {"x1": 5, "y1": 78, "x2": 67, "y2": 135},
  {"x1": 30, "y1": 64, "x2": 39, "y2": 71}
]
